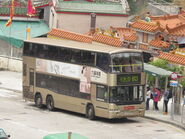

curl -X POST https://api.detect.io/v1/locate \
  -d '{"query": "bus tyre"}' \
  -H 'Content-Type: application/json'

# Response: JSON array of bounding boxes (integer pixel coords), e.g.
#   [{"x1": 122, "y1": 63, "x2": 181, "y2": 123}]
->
[
  {"x1": 35, "y1": 94, "x2": 43, "y2": 108},
  {"x1": 46, "y1": 96, "x2": 55, "y2": 111},
  {"x1": 87, "y1": 105, "x2": 95, "y2": 120}
]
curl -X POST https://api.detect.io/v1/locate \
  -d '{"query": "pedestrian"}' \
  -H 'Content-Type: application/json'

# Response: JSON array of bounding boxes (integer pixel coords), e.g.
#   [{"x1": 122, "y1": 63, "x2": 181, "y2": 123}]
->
[
  {"x1": 153, "y1": 88, "x2": 160, "y2": 111},
  {"x1": 163, "y1": 89, "x2": 170, "y2": 114},
  {"x1": 146, "y1": 87, "x2": 151, "y2": 110}
]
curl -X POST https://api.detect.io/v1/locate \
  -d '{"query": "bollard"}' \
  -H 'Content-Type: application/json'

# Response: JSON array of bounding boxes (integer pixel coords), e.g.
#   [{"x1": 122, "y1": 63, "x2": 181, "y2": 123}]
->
[{"x1": 68, "y1": 132, "x2": 72, "y2": 139}]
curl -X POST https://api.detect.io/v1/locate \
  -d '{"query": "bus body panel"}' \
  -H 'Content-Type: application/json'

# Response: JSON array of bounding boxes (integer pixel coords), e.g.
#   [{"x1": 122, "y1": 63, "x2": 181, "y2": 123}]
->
[{"x1": 23, "y1": 38, "x2": 146, "y2": 119}]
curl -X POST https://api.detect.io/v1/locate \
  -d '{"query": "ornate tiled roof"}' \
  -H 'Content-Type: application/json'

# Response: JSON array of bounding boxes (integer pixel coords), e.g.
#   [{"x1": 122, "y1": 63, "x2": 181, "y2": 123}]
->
[
  {"x1": 0, "y1": 0, "x2": 51, "y2": 17},
  {"x1": 158, "y1": 51, "x2": 185, "y2": 65},
  {"x1": 149, "y1": 39, "x2": 170, "y2": 48},
  {"x1": 93, "y1": 34, "x2": 122, "y2": 47},
  {"x1": 48, "y1": 28, "x2": 93, "y2": 43},
  {"x1": 130, "y1": 20, "x2": 160, "y2": 33},
  {"x1": 48, "y1": 28, "x2": 123, "y2": 47},
  {"x1": 167, "y1": 23, "x2": 185, "y2": 36},
  {"x1": 114, "y1": 27, "x2": 137, "y2": 42},
  {"x1": 150, "y1": 13, "x2": 185, "y2": 36}
]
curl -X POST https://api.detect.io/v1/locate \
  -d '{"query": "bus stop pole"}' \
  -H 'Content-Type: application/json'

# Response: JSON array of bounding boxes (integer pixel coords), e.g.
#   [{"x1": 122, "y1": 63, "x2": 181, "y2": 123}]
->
[{"x1": 68, "y1": 132, "x2": 72, "y2": 139}]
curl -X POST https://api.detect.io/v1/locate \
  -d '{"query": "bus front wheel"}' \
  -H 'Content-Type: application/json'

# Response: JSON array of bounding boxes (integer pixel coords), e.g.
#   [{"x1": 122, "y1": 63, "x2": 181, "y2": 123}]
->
[
  {"x1": 46, "y1": 96, "x2": 55, "y2": 111},
  {"x1": 35, "y1": 93, "x2": 43, "y2": 108},
  {"x1": 86, "y1": 105, "x2": 95, "y2": 120}
]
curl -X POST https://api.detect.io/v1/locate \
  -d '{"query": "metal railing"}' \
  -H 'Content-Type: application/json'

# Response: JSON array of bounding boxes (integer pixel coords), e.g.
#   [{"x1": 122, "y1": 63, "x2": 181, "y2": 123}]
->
[{"x1": 171, "y1": 102, "x2": 185, "y2": 126}]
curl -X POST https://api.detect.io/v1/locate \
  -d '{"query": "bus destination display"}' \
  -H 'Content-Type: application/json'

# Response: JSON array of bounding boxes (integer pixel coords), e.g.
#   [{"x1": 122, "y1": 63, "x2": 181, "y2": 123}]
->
[{"x1": 117, "y1": 74, "x2": 141, "y2": 85}]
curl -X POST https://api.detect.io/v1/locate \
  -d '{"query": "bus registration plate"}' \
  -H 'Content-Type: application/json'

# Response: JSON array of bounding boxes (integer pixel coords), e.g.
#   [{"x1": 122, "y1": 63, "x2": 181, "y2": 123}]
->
[{"x1": 123, "y1": 106, "x2": 135, "y2": 110}]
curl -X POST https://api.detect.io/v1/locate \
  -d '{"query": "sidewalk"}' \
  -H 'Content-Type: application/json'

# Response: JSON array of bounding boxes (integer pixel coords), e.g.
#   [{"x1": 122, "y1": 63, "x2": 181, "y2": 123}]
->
[
  {"x1": 0, "y1": 71, "x2": 184, "y2": 130},
  {"x1": 144, "y1": 98, "x2": 185, "y2": 130},
  {"x1": 0, "y1": 71, "x2": 22, "y2": 92}
]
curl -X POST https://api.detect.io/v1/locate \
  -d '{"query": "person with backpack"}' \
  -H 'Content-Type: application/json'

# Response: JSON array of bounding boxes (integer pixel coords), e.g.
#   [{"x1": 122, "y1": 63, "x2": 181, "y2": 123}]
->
[{"x1": 163, "y1": 89, "x2": 172, "y2": 114}]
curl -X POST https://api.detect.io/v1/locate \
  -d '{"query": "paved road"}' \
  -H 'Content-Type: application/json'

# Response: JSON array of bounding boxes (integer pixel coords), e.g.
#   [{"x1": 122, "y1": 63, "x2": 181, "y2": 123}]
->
[{"x1": 0, "y1": 89, "x2": 185, "y2": 139}]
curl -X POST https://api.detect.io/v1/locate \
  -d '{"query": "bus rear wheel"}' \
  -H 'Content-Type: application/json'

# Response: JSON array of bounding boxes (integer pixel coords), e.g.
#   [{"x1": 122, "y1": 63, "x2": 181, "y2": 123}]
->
[
  {"x1": 86, "y1": 105, "x2": 95, "y2": 120},
  {"x1": 35, "y1": 94, "x2": 43, "y2": 108},
  {"x1": 46, "y1": 96, "x2": 55, "y2": 111}
]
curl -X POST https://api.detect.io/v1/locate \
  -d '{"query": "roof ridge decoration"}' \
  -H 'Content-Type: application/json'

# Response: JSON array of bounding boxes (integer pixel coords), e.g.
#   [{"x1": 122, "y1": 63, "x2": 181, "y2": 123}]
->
[
  {"x1": 149, "y1": 39, "x2": 170, "y2": 48},
  {"x1": 89, "y1": 27, "x2": 137, "y2": 44},
  {"x1": 48, "y1": 28, "x2": 93, "y2": 43},
  {"x1": 130, "y1": 19, "x2": 161, "y2": 33},
  {"x1": 150, "y1": 14, "x2": 179, "y2": 20},
  {"x1": 93, "y1": 34, "x2": 122, "y2": 47}
]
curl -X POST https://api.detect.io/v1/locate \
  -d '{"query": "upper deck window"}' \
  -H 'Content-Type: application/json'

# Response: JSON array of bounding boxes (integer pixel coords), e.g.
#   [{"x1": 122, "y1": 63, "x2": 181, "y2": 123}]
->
[
  {"x1": 110, "y1": 52, "x2": 143, "y2": 73},
  {"x1": 96, "y1": 53, "x2": 110, "y2": 72}
]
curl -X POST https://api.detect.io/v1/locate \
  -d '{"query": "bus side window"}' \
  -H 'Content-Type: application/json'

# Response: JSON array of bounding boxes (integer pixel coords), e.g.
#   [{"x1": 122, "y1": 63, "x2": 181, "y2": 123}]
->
[
  {"x1": 71, "y1": 49, "x2": 81, "y2": 63},
  {"x1": 60, "y1": 48, "x2": 71, "y2": 62},
  {"x1": 96, "y1": 53, "x2": 109, "y2": 72},
  {"x1": 81, "y1": 51, "x2": 95, "y2": 66},
  {"x1": 48, "y1": 46, "x2": 59, "y2": 60}
]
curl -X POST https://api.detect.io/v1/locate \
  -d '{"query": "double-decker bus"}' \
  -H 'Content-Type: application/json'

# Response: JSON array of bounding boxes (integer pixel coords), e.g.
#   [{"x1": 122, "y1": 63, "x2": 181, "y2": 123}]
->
[{"x1": 23, "y1": 37, "x2": 145, "y2": 119}]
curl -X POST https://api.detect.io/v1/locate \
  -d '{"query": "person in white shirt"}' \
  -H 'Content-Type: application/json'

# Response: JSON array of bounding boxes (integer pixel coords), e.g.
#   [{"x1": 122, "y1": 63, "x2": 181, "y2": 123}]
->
[{"x1": 146, "y1": 87, "x2": 151, "y2": 110}]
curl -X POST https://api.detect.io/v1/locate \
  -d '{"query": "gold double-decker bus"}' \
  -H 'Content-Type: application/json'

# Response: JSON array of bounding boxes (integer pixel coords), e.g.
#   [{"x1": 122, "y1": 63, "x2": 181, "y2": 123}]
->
[{"x1": 23, "y1": 37, "x2": 145, "y2": 120}]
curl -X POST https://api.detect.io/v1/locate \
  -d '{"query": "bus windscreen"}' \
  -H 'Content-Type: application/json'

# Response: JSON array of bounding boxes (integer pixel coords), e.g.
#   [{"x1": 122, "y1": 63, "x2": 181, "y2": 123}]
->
[{"x1": 110, "y1": 52, "x2": 143, "y2": 73}]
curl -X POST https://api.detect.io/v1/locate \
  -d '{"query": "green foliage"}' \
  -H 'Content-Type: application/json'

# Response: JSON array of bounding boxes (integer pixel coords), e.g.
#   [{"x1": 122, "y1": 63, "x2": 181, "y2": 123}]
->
[
  {"x1": 147, "y1": 74, "x2": 155, "y2": 87},
  {"x1": 180, "y1": 78, "x2": 185, "y2": 88},
  {"x1": 149, "y1": 59, "x2": 169, "y2": 69}
]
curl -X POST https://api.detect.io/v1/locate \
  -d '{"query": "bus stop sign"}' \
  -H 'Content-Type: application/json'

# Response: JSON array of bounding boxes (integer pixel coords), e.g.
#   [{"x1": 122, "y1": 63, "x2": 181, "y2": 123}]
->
[{"x1": 170, "y1": 72, "x2": 178, "y2": 80}]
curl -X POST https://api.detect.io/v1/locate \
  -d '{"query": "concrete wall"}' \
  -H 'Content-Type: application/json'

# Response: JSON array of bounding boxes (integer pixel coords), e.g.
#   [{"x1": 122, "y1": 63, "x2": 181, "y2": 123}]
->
[
  {"x1": 49, "y1": 6, "x2": 58, "y2": 29},
  {"x1": 0, "y1": 56, "x2": 22, "y2": 72},
  {"x1": 0, "y1": 40, "x2": 22, "y2": 72},
  {"x1": 57, "y1": 13, "x2": 128, "y2": 34},
  {"x1": 147, "y1": 3, "x2": 179, "y2": 15},
  {"x1": 0, "y1": 40, "x2": 22, "y2": 58},
  {"x1": 136, "y1": 31, "x2": 155, "y2": 43}
]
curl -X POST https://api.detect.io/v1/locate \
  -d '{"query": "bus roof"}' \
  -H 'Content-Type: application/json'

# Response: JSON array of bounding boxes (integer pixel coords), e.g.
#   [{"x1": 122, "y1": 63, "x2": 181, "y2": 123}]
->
[{"x1": 25, "y1": 37, "x2": 142, "y2": 54}]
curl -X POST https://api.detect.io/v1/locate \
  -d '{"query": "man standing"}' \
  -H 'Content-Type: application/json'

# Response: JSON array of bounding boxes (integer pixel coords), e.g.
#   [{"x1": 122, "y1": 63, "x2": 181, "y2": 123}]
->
[
  {"x1": 163, "y1": 89, "x2": 172, "y2": 114},
  {"x1": 146, "y1": 87, "x2": 151, "y2": 110}
]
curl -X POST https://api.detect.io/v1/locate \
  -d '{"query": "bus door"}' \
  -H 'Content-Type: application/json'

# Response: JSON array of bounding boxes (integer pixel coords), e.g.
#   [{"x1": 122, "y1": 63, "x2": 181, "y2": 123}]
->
[
  {"x1": 94, "y1": 85, "x2": 109, "y2": 117},
  {"x1": 28, "y1": 68, "x2": 35, "y2": 99}
]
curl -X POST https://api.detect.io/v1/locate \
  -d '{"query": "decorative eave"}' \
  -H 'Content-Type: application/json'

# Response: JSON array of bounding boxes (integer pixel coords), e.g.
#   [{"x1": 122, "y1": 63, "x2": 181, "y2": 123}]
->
[
  {"x1": 55, "y1": 11, "x2": 129, "y2": 17},
  {"x1": 93, "y1": 34, "x2": 122, "y2": 47},
  {"x1": 48, "y1": 28, "x2": 93, "y2": 43},
  {"x1": 158, "y1": 51, "x2": 185, "y2": 65},
  {"x1": 166, "y1": 23, "x2": 185, "y2": 37},
  {"x1": 55, "y1": 1, "x2": 128, "y2": 17},
  {"x1": 149, "y1": 39, "x2": 170, "y2": 49},
  {"x1": 130, "y1": 20, "x2": 161, "y2": 34},
  {"x1": 113, "y1": 27, "x2": 138, "y2": 43}
]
